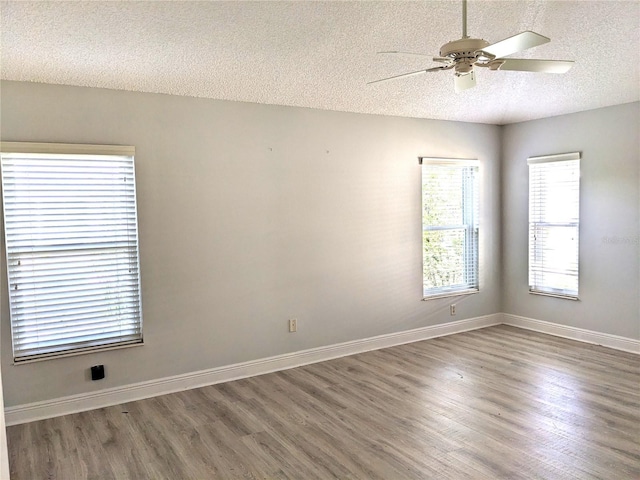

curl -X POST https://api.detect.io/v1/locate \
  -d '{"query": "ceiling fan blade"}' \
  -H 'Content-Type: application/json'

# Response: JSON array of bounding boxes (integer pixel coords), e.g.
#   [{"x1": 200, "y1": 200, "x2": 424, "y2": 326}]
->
[
  {"x1": 481, "y1": 31, "x2": 550, "y2": 58},
  {"x1": 367, "y1": 66, "x2": 449, "y2": 84},
  {"x1": 377, "y1": 50, "x2": 430, "y2": 57},
  {"x1": 498, "y1": 59, "x2": 574, "y2": 73},
  {"x1": 454, "y1": 71, "x2": 476, "y2": 93}
]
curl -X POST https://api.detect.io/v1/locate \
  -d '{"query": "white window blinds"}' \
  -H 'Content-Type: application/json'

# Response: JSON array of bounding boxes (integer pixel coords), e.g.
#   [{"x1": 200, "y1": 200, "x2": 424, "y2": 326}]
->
[
  {"x1": 528, "y1": 152, "x2": 580, "y2": 299},
  {"x1": 421, "y1": 158, "x2": 479, "y2": 298},
  {"x1": 1, "y1": 142, "x2": 143, "y2": 362}
]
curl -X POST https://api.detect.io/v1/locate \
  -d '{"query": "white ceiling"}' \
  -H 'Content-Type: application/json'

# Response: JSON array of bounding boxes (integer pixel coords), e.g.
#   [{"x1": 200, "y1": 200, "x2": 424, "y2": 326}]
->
[{"x1": 1, "y1": 1, "x2": 639, "y2": 125}]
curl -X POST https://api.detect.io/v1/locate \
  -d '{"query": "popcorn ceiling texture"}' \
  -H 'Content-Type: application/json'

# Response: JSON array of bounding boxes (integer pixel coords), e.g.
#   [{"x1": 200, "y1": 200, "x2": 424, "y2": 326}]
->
[{"x1": 1, "y1": 0, "x2": 638, "y2": 125}]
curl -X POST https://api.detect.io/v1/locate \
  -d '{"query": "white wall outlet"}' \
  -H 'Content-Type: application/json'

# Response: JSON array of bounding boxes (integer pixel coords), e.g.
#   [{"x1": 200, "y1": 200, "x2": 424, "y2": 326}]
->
[
  {"x1": 288, "y1": 318, "x2": 297, "y2": 333},
  {"x1": 450, "y1": 304, "x2": 456, "y2": 316}
]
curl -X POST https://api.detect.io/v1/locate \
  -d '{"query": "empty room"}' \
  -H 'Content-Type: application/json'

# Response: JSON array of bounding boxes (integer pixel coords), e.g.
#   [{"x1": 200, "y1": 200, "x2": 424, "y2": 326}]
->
[{"x1": 0, "y1": 0, "x2": 638, "y2": 478}]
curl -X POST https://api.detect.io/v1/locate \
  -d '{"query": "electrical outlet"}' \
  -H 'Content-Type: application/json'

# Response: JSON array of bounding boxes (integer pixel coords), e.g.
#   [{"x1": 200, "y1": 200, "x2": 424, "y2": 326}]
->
[
  {"x1": 289, "y1": 318, "x2": 297, "y2": 333},
  {"x1": 450, "y1": 304, "x2": 456, "y2": 316}
]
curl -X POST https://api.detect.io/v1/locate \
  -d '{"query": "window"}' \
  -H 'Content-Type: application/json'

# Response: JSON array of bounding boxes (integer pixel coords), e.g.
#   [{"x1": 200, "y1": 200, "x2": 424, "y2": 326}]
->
[
  {"x1": 1, "y1": 142, "x2": 143, "y2": 362},
  {"x1": 528, "y1": 152, "x2": 580, "y2": 299},
  {"x1": 421, "y1": 158, "x2": 479, "y2": 298}
]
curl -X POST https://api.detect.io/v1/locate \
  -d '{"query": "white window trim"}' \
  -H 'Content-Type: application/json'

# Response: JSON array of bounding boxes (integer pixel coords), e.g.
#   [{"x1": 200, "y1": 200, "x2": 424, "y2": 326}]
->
[
  {"x1": 1, "y1": 142, "x2": 135, "y2": 157},
  {"x1": 421, "y1": 289, "x2": 479, "y2": 301},
  {"x1": 527, "y1": 152, "x2": 580, "y2": 165},
  {"x1": 1, "y1": 142, "x2": 144, "y2": 363},
  {"x1": 420, "y1": 157, "x2": 480, "y2": 300}
]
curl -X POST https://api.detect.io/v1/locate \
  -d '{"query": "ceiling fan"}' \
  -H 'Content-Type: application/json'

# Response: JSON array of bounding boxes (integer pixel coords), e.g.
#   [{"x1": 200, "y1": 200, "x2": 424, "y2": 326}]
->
[{"x1": 369, "y1": 0, "x2": 574, "y2": 92}]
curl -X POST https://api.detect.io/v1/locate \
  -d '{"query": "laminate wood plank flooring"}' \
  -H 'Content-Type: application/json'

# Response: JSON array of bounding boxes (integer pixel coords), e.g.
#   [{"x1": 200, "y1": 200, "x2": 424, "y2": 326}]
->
[{"x1": 7, "y1": 325, "x2": 640, "y2": 479}]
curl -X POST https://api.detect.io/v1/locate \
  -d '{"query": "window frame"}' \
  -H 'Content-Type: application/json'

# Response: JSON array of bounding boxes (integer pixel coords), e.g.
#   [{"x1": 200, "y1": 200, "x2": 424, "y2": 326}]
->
[
  {"x1": 420, "y1": 157, "x2": 480, "y2": 300},
  {"x1": 1, "y1": 142, "x2": 144, "y2": 363},
  {"x1": 527, "y1": 151, "x2": 581, "y2": 300}
]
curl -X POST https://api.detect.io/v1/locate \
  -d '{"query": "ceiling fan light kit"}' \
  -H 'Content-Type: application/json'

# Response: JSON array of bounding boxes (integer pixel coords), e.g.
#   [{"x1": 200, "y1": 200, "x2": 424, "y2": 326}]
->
[
  {"x1": 369, "y1": 0, "x2": 575, "y2": 91},
  {"x1": 454, "y1": 70, "x2": 476, "y2": 93}
]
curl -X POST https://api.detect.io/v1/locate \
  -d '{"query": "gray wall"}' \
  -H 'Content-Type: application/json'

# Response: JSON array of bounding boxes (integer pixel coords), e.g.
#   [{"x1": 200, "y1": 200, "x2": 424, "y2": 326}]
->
[
  {"x1": 502, "y1": 103, "x2": 640, "y2": 339},
  {"x1": 0, "y1": 81, "x2": 502, "y2": 407}
]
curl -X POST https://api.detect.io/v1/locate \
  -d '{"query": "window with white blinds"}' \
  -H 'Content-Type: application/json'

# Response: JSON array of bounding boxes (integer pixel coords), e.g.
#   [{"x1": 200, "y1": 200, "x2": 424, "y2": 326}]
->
[
  {"x1": 528, "y1": 152, "x2": 580, "y2": 299},
  {"x1": 1, "y1": 142, "x2": 143, "y2": 363},
  {"x1": 421, "y1": 158, "x2": 479, "y2": 298}
]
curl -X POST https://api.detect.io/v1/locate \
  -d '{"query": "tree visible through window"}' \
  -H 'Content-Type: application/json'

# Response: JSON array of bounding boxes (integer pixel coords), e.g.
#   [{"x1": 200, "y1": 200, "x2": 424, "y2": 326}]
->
[{"x1": 421, "y1": 158, "x2": 479, "y2": 298}]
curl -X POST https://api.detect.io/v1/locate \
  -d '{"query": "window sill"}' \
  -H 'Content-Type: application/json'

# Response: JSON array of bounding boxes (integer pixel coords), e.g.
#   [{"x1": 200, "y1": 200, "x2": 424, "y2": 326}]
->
[
  {"x1": 13, "y1": 340, "x2": 144, "y2": 366},
  {"x1": 529, "y1": 290, "x2": 579, "y2": 301},
  {"x1": 422, "y1": 288, "x2": 479, "y2": 301}
]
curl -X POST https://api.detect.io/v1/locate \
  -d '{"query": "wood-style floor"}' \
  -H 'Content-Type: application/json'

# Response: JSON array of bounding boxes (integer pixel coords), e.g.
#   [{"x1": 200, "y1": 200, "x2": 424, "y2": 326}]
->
[{"x1": 7, "y1": 325, "x2": 640, "y2": 479}]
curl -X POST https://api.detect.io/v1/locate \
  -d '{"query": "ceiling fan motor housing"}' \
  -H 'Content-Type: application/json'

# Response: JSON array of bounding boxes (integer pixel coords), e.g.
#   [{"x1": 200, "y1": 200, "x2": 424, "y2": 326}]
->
[{"x1": 440, "y1": 38, "x2": 492, "y2": 75}]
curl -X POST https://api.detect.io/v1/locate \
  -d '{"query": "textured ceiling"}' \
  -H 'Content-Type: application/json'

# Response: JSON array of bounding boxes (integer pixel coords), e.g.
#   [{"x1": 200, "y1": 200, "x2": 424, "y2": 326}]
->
[{"x1": 1, "y1": 1, "x2": 639, "y2": 125}]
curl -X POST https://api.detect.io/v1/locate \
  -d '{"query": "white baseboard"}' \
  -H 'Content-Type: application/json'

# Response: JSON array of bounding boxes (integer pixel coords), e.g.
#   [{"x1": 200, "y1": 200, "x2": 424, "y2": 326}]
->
[
  {"x1": 502, "y1": 313, "x2": 640, "y2": 354},
  {"x1": 8, "y1": 313, "x2": 637, "y2": 426},
  {"x1": 5, "y1": 314, "x2": 500, "y2": 426}
]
